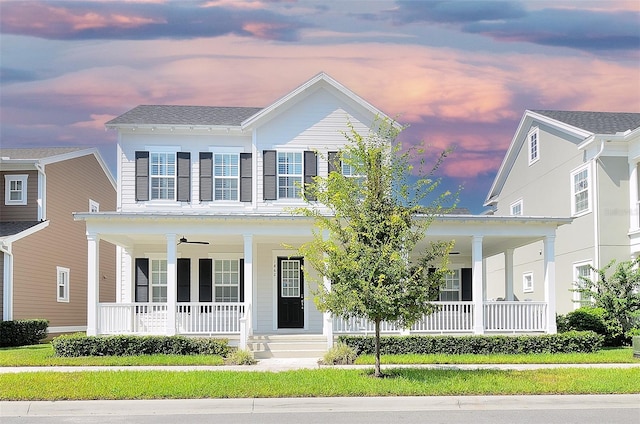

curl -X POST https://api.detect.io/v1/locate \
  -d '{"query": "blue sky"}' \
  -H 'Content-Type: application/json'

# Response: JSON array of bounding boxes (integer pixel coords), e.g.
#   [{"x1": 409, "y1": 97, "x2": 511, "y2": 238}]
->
[{"x1": 1, "y1": 0, "x2": 638, "y2": 212}]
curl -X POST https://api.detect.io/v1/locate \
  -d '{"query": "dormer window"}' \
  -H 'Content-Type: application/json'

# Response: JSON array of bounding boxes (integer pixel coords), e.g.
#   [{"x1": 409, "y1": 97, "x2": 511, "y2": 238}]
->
[
  {"x1": 528, "y1": 127, "x2": 539, "y2": 165},
  {"x1": 4, "y1": 174, "x2": 28, "y2": 205}
]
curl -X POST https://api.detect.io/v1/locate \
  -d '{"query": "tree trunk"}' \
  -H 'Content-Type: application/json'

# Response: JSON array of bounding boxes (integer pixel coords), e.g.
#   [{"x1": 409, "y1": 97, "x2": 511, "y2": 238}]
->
[{"x1": 374, "y1": 318, "x2": 382, "y2": 377}]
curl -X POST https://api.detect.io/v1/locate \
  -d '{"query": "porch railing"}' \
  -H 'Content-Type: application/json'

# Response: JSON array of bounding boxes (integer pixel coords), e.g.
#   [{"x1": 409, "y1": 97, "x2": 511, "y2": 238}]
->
[
  {"x1": 483, "y1": 301, "x2": 547, "y2": 332},
  {"x1": 97, "y1": 302, "x2": 245, "y2": 335}
]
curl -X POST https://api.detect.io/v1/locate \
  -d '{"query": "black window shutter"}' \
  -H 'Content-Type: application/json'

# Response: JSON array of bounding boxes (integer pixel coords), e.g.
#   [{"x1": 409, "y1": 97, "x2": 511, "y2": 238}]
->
[
  {"x1": 177, "y1": 258, "x2": 191, "y2": 302},
  {"x1": 304, "y1": 151, "x2": 317, "y2": 201},
  {"x1": 461, "y1": 268, "x2": 473, "y2": 301},
  {"x1": 328, "y1": 151, "x2": 340, "y2": 174},
  {"x1": 240, "y1": 153, "x2": 252, "y2": 202},
  {"x1": 239, "y1": 259, "x2": 245, "y2": 303},
  {"x1": 135, "y1": 258, "x2": 149, "y2": 302},
  {"x1": 177, "y1": 152, "x2": 190, "y2": 202},
  {"x1": 199, "y1": 152, "x2": 213, "y2": 202},
  {"x1": 199, "y1": 259, "x2": 212, "y2": 302},
  {"x1": 135, "y1": 151, "x2": 149, "y2": 201},
  {"x1": 263, "y1": 150, "x2": 277, "y2": 200}
]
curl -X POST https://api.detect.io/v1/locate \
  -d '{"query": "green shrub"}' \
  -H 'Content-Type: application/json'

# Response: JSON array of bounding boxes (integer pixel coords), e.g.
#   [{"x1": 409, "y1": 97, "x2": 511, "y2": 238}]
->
[
  {"x1": 321, "y1": 343, "x2": 358, "y2": 365},
  {"x1": 338, "y1": 331, "x2": 603, "y2": 355},
  {"x1": 563, "y1": 307, "x2": 626, "y2": 346},
  {"x1": 0, "y1": 319, "x2": 48, "y2": 347},
  {"x1": 226, "y1": 348, "x2": 256, "y2": 365},
  {"x1": 51, "y1": 334, "x2": 230, "y2": 357}
]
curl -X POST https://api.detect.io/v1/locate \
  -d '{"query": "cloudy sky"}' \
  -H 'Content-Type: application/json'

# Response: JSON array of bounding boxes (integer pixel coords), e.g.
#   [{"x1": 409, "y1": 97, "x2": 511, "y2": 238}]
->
[{"x1": 1, "y1": 0, "x2": 639, "y2": 212}]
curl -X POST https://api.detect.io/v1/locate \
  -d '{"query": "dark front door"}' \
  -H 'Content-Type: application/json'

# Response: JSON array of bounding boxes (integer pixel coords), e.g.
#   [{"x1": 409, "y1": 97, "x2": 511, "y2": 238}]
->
[{"x1": 277, "y1": 257, "x2": 304, "y2": 328}]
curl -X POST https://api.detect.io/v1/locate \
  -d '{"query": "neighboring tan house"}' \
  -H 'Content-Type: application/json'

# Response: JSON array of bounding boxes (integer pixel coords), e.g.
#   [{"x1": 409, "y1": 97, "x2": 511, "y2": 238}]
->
[
  {"x1": 484, "y1": 110, "x2": 640, "y2": 314},
  {"x1": 75, "y1": 73, "x2": 568, "y2": 357},
  {"x1": 0, "y1": 147, "x2": 117, "y2": 334}
]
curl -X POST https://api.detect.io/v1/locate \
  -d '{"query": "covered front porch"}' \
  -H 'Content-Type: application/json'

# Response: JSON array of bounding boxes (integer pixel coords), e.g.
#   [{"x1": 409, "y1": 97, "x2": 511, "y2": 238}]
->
[{"x1": 75, "y1": 213, "x2": 570, "y2": 350}]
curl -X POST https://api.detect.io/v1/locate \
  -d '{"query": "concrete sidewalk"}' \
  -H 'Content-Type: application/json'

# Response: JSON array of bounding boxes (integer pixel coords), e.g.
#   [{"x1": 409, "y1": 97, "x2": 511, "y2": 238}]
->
[
  {"x1": 2, "y1": 395, "x2": 639, "y2": 417},
  {"x1": 1, "y1": 357, "x2": 640, "y2": 373}
]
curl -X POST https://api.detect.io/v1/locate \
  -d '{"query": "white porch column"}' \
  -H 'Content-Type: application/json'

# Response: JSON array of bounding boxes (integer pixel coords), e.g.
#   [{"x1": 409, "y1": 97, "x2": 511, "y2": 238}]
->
[
  {"x1": 543, "y1": 235, "x2": 557, "y2": 334},
  {"x1": 504, "y1": 248, "x2": 514, "y2": 301},
  {"x1": 86, "y1": 233, "x2": 100, "y2": 336},
  {"x1": 472, "y1": 235, "x2": 484, "y2": 334},
  {"x1": 321, "y1": 231, "x2": 333, "y2": 348},
  {"x1": 165, "y1": 233, "x2": 177, "y2": 335},
  {"x1": 242, "y1": 234, "x2": 254, "y2": 348},
  {"x1": 630, "y1": 161, "x2": 639, "y2": 231}
]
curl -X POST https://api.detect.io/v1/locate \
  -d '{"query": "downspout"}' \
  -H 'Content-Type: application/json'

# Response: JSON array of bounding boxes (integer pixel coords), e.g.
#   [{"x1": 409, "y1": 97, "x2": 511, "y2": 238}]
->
[
  {"x1": 0, "y1": 242, "x2": 12, "y2": 320},
  {"x1": 591, "y1": 139, "x2": 606, "y2": 270},
  {"x1": 35, "y1": 162, "x2": 46, "y2": 220}
]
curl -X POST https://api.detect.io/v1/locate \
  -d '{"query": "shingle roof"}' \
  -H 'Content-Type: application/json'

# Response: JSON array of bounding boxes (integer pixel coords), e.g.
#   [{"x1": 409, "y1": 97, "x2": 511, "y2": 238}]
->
[
  {"x1": 0, "y1": 221, "x2": 42, "y2": 237},
  {"x1": 0, "y1": 147, "x2": 84, "y2": 160},
  {"x1": 532, "y1": 110, "x2": 640, "y2": 135},
  {"x1": 105, "y1": 105, "x2": 264, "y2": 127}
]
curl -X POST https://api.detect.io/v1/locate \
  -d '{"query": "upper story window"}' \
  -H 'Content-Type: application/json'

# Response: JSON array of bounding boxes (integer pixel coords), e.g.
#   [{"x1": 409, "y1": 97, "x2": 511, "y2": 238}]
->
[
  {"x1": 573, "y1": 261, "x2": 593, "y2": 309},
  {"x1": 214, "y1": 153, "x2": 239, "y2": 201},
  {"x1": 278, "y1": 152, "x2": 303, "y2": 199},
  {"x1": 150, "y1": 152, "x2": 176, "y2": 200},
  {"x1": 4, "y1": 174, "x2": 28, "y2": 205},
  {"x1": 571, "y1": 165, "x2": 591, "y2": 216},
  {"x1": 528, "y1": 127, "x2": 539, "y2": 165},
  {"x1": 439, "y1": 269, "x2": 461, "y2": 301},
  {"x1": 510, "y1": 199, "x2": 523, "y2": 216},
  {"x1": 57, "y1": 266, "x2": 70, "y2": 302},
  {"x1": 135, "y1": 150, "x2": 190, "y2": 202},
  {"x1": 263, "y1": 150, "x2": 317, "y2": 201}
]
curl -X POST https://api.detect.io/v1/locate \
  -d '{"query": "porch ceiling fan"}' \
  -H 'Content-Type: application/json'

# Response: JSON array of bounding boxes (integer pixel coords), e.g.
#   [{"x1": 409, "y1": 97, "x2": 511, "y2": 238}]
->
[{"x1": 178, "y1": 236, "x2": 209, "y2": 245}]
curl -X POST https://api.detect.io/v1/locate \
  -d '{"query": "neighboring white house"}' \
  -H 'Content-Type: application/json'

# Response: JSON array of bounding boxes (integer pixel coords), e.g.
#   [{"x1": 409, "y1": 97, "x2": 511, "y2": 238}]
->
[
  {"x1": 75, "y1": 73, "x2": 569, "y2": 357},
  {"x1": 484, "y1": 110, "x2": 640, "y2": 314}
]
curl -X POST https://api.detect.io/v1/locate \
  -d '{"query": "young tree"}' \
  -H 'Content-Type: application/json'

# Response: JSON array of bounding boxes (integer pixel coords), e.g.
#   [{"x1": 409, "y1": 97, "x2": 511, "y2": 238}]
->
[
  {"x1": 575, "y1": 258, "x2": 640, "y2": 338},
  {"x1": 295, "y1": 118, "x2": 455, "y2": 377}
]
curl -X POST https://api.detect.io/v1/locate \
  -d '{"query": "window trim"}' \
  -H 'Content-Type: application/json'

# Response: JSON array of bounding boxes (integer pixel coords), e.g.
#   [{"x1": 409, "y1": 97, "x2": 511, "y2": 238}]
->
[
  {"x1": 213, "y1": 257, "x2": 241, "y2": 303},
  {"x1": 523, "y1": 272, "x2": 534, "y2": 293},
  {"x1": 149, "y1": 258, "x2": 168, "y2": 303},
  {"x1": 570, "y1": 164, "x2": 591, "y2": 216},
  {"x1": 213, "y1": 152, "x2": 240, "y2": 201},
  {"x1": 4, "y1": 174, "x2": 28, "y2": 205},
  {"x1": 57, "y1": 266, "x2": 70, "y2": 302},
  {"x1": 510, "y1": 198, "x2": 523, "y2": 216},
  {"x1": 527, "y1": 127, "x2": 539, "y2": 165},
  {"x1": 149, "y1": 151, "x2": 177, "y2": 201},
  {"x1": 439, "y1": 268, "x2": 461, "y2": 301},
  {"x1": 573, "y1": 260, "x2": 594, "y2": 309},
  {"x1": 89, "y1": 199, "x2": 99, "y2": 213},
  {"x1": 277, "y1": 151, "x2": 303, "y2": 199}
]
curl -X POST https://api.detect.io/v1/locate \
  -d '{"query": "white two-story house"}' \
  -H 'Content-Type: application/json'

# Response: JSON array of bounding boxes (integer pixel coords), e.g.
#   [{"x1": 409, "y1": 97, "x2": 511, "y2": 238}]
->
[
  {"x1": 485, "y1": 110, "x2": 640, "y2": 314},
  {"x1": 76, "y1": 73, "x2": 569, "y2": 357}
]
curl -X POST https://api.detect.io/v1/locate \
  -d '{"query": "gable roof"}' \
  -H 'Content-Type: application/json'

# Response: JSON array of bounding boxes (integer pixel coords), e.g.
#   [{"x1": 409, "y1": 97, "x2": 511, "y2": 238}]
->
[
  {"x1": 484, "y1": 109, "x2": 640, "y2": 207},
  {"x1": 0, "y1": 147, "x2": 85, "y2": 160},
  {"x1": 532, "y1": 110, "x2": 640, "y2": 135},
  {"x1": 105, "y1": 72, "x2": 394, "y2": 131},
  {"x1": 105, "y1": 106, "x2": 263, "y2": 127}
]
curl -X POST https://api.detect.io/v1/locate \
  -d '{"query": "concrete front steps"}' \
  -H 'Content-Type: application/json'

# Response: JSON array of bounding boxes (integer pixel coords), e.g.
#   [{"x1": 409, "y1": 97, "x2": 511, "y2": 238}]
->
[{"x1": 248, "y1": 334, "x2": 329, "y2": 359}]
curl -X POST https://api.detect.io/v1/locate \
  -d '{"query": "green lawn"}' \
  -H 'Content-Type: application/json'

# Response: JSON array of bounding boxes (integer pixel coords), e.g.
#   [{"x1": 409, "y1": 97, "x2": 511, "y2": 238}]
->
[
  {"x1": 1, "y1": 367, "x2": 638, "y2": 400},
  {"x1": 0, "y1": 344, "x2": 224, "y2": 367},
  {"x1": 355, "y1": 348, "x2": 639, "y2": 365}
]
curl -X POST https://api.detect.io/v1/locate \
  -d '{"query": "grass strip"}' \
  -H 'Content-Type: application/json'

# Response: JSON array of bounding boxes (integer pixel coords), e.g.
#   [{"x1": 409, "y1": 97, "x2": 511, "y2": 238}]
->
[
  {"x1": 0, "y1": 344, "x2": 224, "y2": 367},
  {"x1": 354, "y1": 348, "x2": 639, "y2": 365},
  {"x1": 1, "y1": 368, "x2": 638, "y2": 400}
]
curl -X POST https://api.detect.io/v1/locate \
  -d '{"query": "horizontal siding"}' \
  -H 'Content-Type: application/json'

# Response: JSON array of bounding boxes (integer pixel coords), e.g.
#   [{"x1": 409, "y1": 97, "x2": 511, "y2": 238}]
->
[
  {"x1": 0, "y1": 170, "x2": 39, "y2": 221},
  {"x1": 0, "y1": 253, "x2": 3, "y2": 319},
  {"x1": 11, "y1": 154, "x2": 116, "y2": 326}
]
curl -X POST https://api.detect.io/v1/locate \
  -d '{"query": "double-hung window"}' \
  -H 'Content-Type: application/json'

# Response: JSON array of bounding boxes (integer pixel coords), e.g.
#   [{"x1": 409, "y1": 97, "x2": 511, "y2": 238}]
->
[
  {"x1": 214, "y1": 259, "x2": 240, "y2": 302},
  {"x1": 278, "y1": 152, "x2": 303, "y2": 199},
  {"x1": 523, "y1": 272, "x2": 534, "y2": 293},
  {"x1": 528, "y1": 127, "x2": 539, "y2": 165},
  {"x1": 150, "y1": 152, "x2": 176, "y2": 200},
  {"x1": 4, "y1": 174, "x2": 28, "y2": 205},
  {"x1": 571, "y1": 165, "x2": 590, "y2": 215},
  {"x1": 150, "y1": 259, "x2": 168, "y2": 302},
  {"x1": 439, "y1": 269, "x2": 461, "y2": 301},
  {"x1": 57, "y1": 266, "x2": 70, "y2": 302},
  {"x1": 573, "y1": 261, "x2": 593, "y2": 309},
  {"x1": 214, "y1": 153, "x2": 239, "y2": 201}
]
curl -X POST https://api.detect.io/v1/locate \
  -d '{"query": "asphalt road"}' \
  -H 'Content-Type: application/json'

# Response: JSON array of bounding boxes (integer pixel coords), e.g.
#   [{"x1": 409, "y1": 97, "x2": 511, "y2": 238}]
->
[{"x1": 2, "y1": 395, "x2": 639, "y2": 424}]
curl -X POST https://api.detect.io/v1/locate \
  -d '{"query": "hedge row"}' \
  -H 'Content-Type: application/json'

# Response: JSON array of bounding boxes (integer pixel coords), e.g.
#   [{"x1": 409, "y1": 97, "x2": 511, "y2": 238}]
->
[
  {"x1": 337, "y1": 331, "x2": 603, "y2": 355},
  {"x1": 0, "y1": 319, "x2": 49, "y2": 347},
  {"x1": 51, "y1": 334, "x2": 231, "y2": 357}
]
